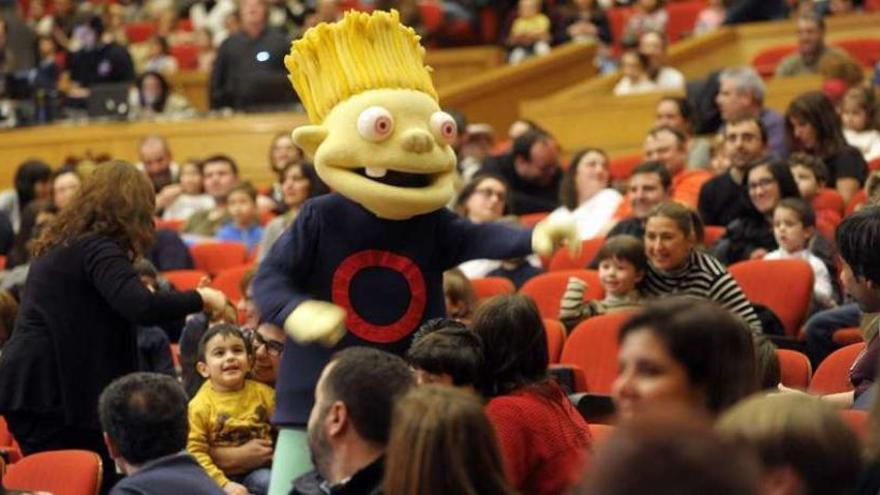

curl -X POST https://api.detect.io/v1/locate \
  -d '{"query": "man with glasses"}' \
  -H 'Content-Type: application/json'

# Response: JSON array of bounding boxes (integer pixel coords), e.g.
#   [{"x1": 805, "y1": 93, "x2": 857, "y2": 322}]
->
[
  {"x1": 251, "y1": 323, "x2": 285, "y2": 387},
  {"x1": 698, "y1": 115, "x2": 768, "y2": 226}
]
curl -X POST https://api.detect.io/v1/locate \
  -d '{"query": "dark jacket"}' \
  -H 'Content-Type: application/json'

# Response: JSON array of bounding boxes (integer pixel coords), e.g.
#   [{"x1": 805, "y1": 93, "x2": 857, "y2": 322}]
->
[
  {"x1": 110, "y1": 453, "x2": 225, "y2": 495},
  {"x1": 291, "y1": 456, "x2": 384, "y2": 495},
  {"x1": 0, "y1": 236, "x2": 203, "y2": 429}
]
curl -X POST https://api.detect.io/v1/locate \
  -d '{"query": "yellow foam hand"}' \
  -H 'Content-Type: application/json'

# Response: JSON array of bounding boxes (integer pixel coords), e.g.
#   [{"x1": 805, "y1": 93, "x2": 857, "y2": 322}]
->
[
  {"x1": 532, "y1": 209, "x2": 580, "y2": 258},
  {"x1": 283, "y1": 300, "x2": 347, "y2": 347}
]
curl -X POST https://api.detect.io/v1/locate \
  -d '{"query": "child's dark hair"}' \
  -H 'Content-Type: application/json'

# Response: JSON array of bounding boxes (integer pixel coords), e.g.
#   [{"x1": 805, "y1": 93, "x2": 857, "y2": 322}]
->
[
  {"x1": 788, "y1": 152, "x2": 829, "y2": 185},
  {"x1": 228, "y1": 181, "x2": 257, "y2": 202},
  {"x1": 197, "y1": 323, "x2": 252, "y2": 362},
  {"x1": 776, "y1": 198, "x2": 816, "y2": 229},
  {"x1": 623, "y1": 49, "x2": 651, "y2": 72},
  {"x1": 595, "y1": 235, "x2": 648, "y2": 272},
  {"x1": 406, "y1": 324, "x2": 484, "y2": 386},
  {"x1": 836, "y1": 205, "x2": 880, "y2": 286}
]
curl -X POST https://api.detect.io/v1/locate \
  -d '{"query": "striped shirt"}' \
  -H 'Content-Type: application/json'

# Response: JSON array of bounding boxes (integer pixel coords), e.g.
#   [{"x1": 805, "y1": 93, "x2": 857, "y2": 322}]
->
[{"x1": 643, "y1": 250, "x2": 763, "y2": 333}]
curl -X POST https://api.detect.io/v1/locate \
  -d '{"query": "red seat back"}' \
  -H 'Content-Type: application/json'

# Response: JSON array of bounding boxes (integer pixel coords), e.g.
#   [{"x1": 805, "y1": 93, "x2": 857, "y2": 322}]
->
[
  {"x1": 609, "y1": 153, "x2": 643, "y2": 182},
  {"x1": 211, "y1": 264, "x2": 254, "y2": 302},
  {"x1": 838, "y1": 409, "x2": 869, "y2": 443},
  {"x1": 809, "y1": 342, "x2": 865, "y2": 394},
  {"x1": 125, "y1": 21, "x2": 157, "y2": 43},
  {"x1": 702, "y1": 225, "x2": 726, "y2": 249},
  {"x1": 518, "y1": 212, "x2": 550, "y2": 228},
  {"x1": 170, "y1": 43, "x2": 200, "y2": 71},
  {"x1": 3, "y1": 450, "x2": 102, "y2": 495},
  {"x1": 812, "y1": 188, "x2": 846, "y2": 217},
  {"x1": 543, "y1": 318, "x2": 566, "y2": 364},
  {"x1": 520, "y1": 269, "x2": 604, "y2": 320},
  {"x1": 666, "y1": 1, "x2": 706, "y2": 43},
  {"x1": 471, "y1": 276, "x2": 516, "y2": 303},
  {"x1": 832, "y1": 38, "x2": 880, "y2": 67},
  {"x1": 729, "y1": 259, "x2": 814, "y2": 337},
  {"x1": 548, "y1": 237, "x2": 606, "y2": 271},
  {"x1": 560, "y1": 311, "x2": 635, "y2": 394},
  {"x1": 191, "y1": 242, "x2": 248, "y2": 275},
  {"x1": 160, "y1": 269, "x2": 208, "y2": 291},
  {"x1": 832, "y1": 326, "x2": 864, "y2": 346},
  {"x1": 751, "y1": 44, "x2": 797, "y2": 77},
  {"x1": 846, "y1": 189, "x2": 868, "y2": 216},
  {"x1": 776, "y1": 349, "x2": 812, "y2": 389}
]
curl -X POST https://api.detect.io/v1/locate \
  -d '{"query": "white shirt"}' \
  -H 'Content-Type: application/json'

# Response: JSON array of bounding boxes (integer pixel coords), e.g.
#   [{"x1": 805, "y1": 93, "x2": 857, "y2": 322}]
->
[
  {"x1": 764, "y1": 248, "x2": 834, "y2": 307},
  {"x1": 557, "y1": 188, "x2": 623, "y2": 240},
  {"x1": 655, "y1": 66, "x2": 685, "y2": 91},
  {"x1": 844, "y1": 128, "x2": 880, "y2": 162}
]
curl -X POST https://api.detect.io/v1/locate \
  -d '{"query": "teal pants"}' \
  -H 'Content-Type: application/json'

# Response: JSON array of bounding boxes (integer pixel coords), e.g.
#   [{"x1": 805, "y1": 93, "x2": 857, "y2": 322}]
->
[{"x1": 268, "y1": 428, "x2": 313, "y2": 495}]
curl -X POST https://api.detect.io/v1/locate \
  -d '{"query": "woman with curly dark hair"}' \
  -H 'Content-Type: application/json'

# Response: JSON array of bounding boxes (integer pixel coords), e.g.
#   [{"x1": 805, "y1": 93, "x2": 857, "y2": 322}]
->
[
  {"x1": 0, "y1": 161, "x2": 228, "y2": 492},
  {"x1": 786, "y1": 90, "x2": 867, "y2": 204}
]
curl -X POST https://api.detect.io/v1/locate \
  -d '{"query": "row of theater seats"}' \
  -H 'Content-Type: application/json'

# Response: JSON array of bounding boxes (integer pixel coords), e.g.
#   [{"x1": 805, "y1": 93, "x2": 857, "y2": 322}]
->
[{"x1": 753, "y1": 38, "x2": 880, "y2": 77}]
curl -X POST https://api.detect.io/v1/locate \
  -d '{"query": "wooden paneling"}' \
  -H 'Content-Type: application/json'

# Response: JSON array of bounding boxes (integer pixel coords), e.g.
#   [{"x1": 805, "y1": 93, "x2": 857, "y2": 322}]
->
[{"x1": 0, "y1": 112, "x2": 310, "y2": 189}]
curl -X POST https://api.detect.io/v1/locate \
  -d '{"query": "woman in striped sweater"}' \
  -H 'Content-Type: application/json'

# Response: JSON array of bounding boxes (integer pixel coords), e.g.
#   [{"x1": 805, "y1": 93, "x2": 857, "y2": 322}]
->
[{"x1": 641, "y1": 202, "x2": 763, "y2": 334}]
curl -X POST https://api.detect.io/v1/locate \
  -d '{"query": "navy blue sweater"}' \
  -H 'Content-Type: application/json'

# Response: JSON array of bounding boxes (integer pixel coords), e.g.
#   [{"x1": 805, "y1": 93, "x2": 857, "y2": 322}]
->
[{"x1": 254, "y1": 193, "x2": 533, "y2": 424}]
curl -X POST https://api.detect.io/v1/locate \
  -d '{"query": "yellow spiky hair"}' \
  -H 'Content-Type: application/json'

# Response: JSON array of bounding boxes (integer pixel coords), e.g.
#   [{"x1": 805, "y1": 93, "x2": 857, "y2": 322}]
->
[{"x1": 284, "y1": 9, "x2": 437, "y2": 124}]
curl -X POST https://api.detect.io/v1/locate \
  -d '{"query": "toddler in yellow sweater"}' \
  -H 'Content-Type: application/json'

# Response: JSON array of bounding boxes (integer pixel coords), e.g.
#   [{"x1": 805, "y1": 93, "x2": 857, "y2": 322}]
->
[{"x1": 188, "y1": 324, "x2": 275, "y2": 495}]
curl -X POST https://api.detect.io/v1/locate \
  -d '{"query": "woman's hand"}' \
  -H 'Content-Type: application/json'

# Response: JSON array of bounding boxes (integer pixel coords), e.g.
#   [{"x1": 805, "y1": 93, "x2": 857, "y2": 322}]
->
[
  {"x1": 197, "y1": 287, "x2": 228, "y2": 316},
  {"x1": 210, "y1": 439, "x2": 274, "y2": 474}
]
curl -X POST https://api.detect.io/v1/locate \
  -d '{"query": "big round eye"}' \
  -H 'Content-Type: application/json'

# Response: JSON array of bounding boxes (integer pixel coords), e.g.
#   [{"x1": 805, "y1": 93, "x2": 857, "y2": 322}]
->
[
  {"x1": 357, "y1": 106, "x2": 395, "y2": 142},
  {"x1": 430, "y1": 111, "x2": 457, "y2": 144}
]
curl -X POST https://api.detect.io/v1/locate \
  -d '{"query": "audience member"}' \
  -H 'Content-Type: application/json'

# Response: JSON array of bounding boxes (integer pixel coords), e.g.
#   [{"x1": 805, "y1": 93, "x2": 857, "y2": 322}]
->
[
  {"x1": 406, "y1": 319, "x2": 481, "y2": 388},
  {"x1": 215, "y1": 182, "x2": 264, "y2": 253},
  {"x1": 188, "y1": 324, "x2": 274, "y2": 495},
  {"x1": 716, "y1": 66, "x2": 788, "y2": 159},
  {"x1": 161, "y1": 160, "x2": 215, "y2": 221},
  {"x1": 3, "y1": 200, "x2": 56, "y2": 273},
  {"x1": 137, "y1": 135, "x2": 182, "y2": 213},
  {"x1": 183, "y1": 154, "x2": 239, "y2": 237},
  {"x1": 131, "y1": 258, "x2": 176, "y2": 377},
  {"x1": 787, "y1": 152, "x2": 829, "y2": 203},
  {"x1": 713, "y1": 158, "x2": 801, "y2": 265},
  {"x1": 559, "y1": 0, "x2": 612, "y2": 65},
  {"x1": 50, "y1": 165, "x2": 81, "y2": 210},
  {"x1": 0, "y1": 159, "x2": 52, "y2": 232},
  {"x1": 66, "y1": 16, "x2": 135, "y2": 100},
  {"x1": 643, "y1": 202, "x2": 763, "y2": 332},
  {"x1": 786, "y1": 90, "x2": 867, "y2": 204},
  {"x1": 473, "y1": 294, "x2": 592, "y2": 495},
  {"x1": 775, "y1": 12, "x2": 848, "y2": 78},
  {"x1": 613, "y1": 50, "x2": 658, "y2": 95},
  {"x1": 506, "y1": 0, "x2": 552, "y2": 64},
  {"x1": 698, "y1": 115, "x2": 768, "y2": 226},
  {"x1": 559, "y1": 234, "x2": 645, "y2": 330},
  {"x1": 643, "y1": 126, "x2": 711, "y2": 208},
  {"x1": 557, "y1": 148, "x2": 622, "y2": 239},
  {"x1": 579, "y1": 412, "x2": 761, "y2": 495},
  {"x1": 622, "y1": 0, "x2": 667, "y2": 48},
  {"x1": 289, "y1": 347, "x2": 415, "y2": 495},
  {"x1": 251, "y1": 322, "x2": 285, "y2": 386},
  {"x1": 766, "y1": 198, "x2": 836, "y2": 309},
  {"x1": 209, "y1": 0, "x2": 296, "y2": 111},
  {"x1": 655, "y1": 96, "x2": 712, "y2": 169},
  {"x1": 613, "y1": 298, "x2": 757, "y2": 421},
  {"x1": 459, "y1": 122, "x2": 497, "y2": 182},
  {"x1": 841, "y1": 86, "x2": 880, "y2": 162},
  {"x1": 481, "y1": 129, "x2": 563, "y2": 214},
  {"x1": 606, "y1": 161, "x2": 671, "y2": 240},
  {"x1": 0, "y1": 162, "x2": 227, "y2": 493},
  {"x1": 717, "y1": 393, "x2": 860, "y2": 495},
  {"x1": 190, "y1": 0, "x2": 237, "y2": 47},
  {"x1": 99, "y1": 372, "x2": 225, "y2": 495},
  {"x1": 129, "y1": 71, "x2": 194, "y2": 119},
  {"x1": 693, "y1": 0, "x2": 725, "y2": 35},
  {"x1": 638, "y1": 30, "x2": 684, "y2": 91},
  {"x1": 258, "y1": 162, "x2": 328, "y2": 262},
  {"x1": 442, "y1": 268, "x2": 477, "y2": 324},
  {"x1": 264, "y1": 132, "x2": 304, "y2": 211},
  {"x1": 143, "y1": 36, "x2": 178, "y2": 75},
  {"x1": 383, "y1": 385, "x2": 515, "y2": 495},
  {"x1": 455, "y1": 173, "x2": 541, "y2": 280}
]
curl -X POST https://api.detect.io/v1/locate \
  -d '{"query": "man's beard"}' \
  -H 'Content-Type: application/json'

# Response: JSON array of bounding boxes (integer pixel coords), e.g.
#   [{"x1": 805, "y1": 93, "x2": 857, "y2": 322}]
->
[{"x1": 307, "y1": 413, "x2": 333, "y2": 481}]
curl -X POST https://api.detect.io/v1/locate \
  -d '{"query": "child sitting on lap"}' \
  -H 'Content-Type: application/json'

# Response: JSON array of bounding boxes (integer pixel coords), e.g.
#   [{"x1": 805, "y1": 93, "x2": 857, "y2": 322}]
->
[
  {"x1": 558, "y1": 235, "x2": 646, "y2": 330},
  {"x1": 188, "y1": 324, "x2": 275, "y2": 495}
]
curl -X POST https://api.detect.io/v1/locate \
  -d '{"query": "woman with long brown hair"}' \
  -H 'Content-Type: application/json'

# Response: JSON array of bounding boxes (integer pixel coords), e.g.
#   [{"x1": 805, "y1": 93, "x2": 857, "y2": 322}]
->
[
  {"x1": 786, "y1": 90, "x2": 867, "y2": 204},
  {"x1": 0, "y1": 161, "x2": 227, "y2": 491},
  {"x1": 383, "y1": 385, "x2": 514, "y2": 495}
]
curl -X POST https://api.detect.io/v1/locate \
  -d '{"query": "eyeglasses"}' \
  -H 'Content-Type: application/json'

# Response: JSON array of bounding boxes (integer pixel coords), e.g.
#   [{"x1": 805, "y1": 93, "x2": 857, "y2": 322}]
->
[
  {"x1": 252, "y1": 332, "x2": 285, "y2": 356},
  {"x1": 748, "y1": 177, "x2": 776, "y2": 191},
  {"x1": 474, "y1": 188, "x2": 506, "y2": 201}
]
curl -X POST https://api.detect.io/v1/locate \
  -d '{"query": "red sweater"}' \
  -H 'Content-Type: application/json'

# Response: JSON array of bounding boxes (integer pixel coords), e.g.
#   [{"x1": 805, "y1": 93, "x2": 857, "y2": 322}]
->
[{"x1": 486, "y1": 385, "x2": 592, "y2": 495}]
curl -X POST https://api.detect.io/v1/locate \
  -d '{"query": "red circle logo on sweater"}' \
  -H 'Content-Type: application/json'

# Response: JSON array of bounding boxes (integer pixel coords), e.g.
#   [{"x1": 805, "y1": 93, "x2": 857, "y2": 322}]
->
[{"x1": 331, "y1": 250, "x2": 426, "y2": 343}]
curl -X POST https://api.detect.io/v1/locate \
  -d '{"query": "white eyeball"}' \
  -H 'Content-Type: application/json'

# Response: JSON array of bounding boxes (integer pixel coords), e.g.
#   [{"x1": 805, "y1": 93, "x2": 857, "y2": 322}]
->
[
  {"x1": 430, "y1": 111, "x2": 457, "y2": 145},
  {"x1": 357, "y1": 106, "x2": 395, "y2": 142}
]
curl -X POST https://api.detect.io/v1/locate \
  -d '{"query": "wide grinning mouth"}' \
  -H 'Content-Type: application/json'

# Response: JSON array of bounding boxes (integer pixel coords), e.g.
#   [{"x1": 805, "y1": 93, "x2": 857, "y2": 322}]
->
[{"x1": 355, "y1": 167, "x2": 431, "y2": 188}]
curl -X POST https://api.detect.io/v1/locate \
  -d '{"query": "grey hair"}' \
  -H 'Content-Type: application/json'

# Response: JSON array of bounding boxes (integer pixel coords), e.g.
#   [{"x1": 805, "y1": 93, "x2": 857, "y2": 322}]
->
[{"x1": 719, "y1": 67, "x2": 765, "y2": 106}]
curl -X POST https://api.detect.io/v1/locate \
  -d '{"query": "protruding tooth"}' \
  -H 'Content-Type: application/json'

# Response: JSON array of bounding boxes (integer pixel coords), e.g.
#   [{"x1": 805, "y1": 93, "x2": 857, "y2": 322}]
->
[{"x1": 365, "y1": 167, "x2": 387, "y2": 178}]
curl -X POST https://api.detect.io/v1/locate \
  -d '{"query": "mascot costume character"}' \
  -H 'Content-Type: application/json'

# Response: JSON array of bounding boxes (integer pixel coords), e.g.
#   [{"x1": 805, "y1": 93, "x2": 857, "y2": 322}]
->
[{"x1": 253, "y1": 9, "x2": 578, "y2": 493}]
